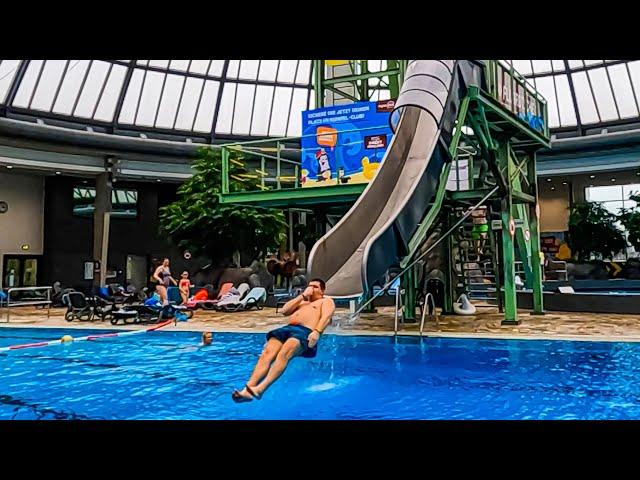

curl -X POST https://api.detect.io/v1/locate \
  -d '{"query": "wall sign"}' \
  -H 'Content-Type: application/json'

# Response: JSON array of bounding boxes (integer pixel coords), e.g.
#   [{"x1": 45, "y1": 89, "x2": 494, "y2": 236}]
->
[
  {"x1": 84, "y1": 261, "x2": 94, "y2": 280},
  {"x1": 301, "y1": 100, "x2": 394, "y2": 187}
]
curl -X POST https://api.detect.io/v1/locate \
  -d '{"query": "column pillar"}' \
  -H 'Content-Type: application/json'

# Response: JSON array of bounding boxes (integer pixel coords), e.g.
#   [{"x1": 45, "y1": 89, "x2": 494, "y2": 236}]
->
[{"x1": 93, "y1": 172, "x2": 112, "y2": 288}]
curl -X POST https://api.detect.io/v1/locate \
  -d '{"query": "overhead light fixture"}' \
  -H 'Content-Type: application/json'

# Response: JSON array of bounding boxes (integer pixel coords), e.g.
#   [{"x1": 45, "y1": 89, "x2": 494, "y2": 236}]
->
[
  {"x1": 551, "y1": 186, "x2": 556, "y2": 191},
  {"x1": 590, "y1": 175, "x2": 596, "y2": 179},
  {"x1": 6, "y1": 165, "x2": 13, "y2": 169},
  {"x1": 55, "y1": 171, "x2": 61, "y2": 175},
  {"x1": 156, "y1": 179, "x2": 161, "y2": 182},
  {"x1": 546, "y1": 178, "x2": 552, "y2": 182},
  {"x1": 562, "y1": 181, "x2": 568, "y2": 185},
  {"x1": 611, "y1": 178, "x2": 616, "y2": 182}
]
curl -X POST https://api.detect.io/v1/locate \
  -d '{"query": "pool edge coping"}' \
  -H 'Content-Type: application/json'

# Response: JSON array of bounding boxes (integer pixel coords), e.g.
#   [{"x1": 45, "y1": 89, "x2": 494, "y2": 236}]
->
[{"x1": 3, "y1": 322, "x2": 640, "y2": 343}]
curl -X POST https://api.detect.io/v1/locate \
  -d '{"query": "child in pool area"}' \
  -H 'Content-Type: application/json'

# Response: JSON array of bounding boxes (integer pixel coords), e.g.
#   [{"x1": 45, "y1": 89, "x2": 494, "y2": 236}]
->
[
  {"x1": 179, "y1": 271, "x2": 192, "y2": 305},
  {"x1": 202, "y1": 331, "x2": 213, "y2": 346}
]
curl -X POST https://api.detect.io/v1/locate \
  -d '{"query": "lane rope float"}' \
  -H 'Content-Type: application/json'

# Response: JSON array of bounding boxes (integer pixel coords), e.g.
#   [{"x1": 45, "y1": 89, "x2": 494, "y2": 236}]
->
[{"x1": 0, "y1": 320, "x2": 173, "y2": 352}]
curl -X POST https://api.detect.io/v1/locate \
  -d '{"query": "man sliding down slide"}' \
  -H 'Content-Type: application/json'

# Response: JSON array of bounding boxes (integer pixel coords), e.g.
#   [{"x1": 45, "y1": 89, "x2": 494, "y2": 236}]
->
[{"x1": 232, "y1": 278, "x2": 335, "y2": 403}]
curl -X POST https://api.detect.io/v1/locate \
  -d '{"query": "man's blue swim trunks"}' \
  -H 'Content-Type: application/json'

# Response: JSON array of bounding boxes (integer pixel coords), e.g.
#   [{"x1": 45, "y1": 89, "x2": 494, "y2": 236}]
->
[{"x1": 266, "y1": 324, "x2": 318, "y2": 358}]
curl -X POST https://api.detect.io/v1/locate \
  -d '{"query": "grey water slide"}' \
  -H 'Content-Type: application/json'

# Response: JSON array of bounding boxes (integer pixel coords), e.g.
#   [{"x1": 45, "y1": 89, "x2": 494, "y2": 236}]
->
[{"x1": 307, "y1": 60, "x2": 483, "y2": 298}]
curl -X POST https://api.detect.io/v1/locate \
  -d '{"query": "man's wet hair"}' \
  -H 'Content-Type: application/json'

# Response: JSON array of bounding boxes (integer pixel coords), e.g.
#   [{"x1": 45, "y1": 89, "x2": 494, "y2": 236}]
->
[{"x1": 309, "y1": 278, "x2": 326, "y2": 291}]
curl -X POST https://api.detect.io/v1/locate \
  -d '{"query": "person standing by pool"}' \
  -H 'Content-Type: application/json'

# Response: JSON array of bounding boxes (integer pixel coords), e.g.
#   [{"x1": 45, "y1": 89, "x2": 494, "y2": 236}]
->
[
  {"x1": 179, "y1": 271, "x2": 192, "y2": 305},
  {"x1": 231, "y1": 278, "x2": 335, "y2": 403},
  {"x1": 152, "y1": 258, "x2": 177, "y2": 306}
]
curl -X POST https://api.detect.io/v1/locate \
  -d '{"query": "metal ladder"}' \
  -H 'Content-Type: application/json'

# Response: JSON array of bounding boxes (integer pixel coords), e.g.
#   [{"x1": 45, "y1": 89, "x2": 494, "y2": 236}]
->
[
  {"x1": 454, "y1": 211, "x2": 500, "y2": 306},
  {"x1": 394, "y1": 284, "x2": 437, "y2": 336}
]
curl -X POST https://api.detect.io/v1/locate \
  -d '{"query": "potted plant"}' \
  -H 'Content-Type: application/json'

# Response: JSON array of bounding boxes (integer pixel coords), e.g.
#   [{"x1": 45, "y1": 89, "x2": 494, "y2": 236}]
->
[
  {"x1": 567, "y1": 201, "x2": 627, "y2": 261},
  {"x1": 619, "y1": 192, "x2": 640, "y2": 278},
  {"x1": 159, "y1": 147, "x2": 287, "y2": 266},
  {"x1": 619, "y1": 192, "x2": 640, "y2": 252}
]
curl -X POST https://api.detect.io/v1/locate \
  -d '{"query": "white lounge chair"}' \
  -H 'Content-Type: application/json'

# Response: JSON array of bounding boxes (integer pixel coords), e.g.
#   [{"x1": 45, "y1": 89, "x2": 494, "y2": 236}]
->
[
  {"x1": 215, "y1": 283, "x2": 250, "y2": 310},
  {"x1": 219, "y1": 287, "x2": 267, "y2": 312}
]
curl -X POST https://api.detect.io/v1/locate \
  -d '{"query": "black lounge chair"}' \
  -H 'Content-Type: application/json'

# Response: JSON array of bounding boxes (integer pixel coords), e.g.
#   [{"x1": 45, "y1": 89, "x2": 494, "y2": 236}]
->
[{"x1": 62, "y1": 291, "x2": 95, "y2": 322}]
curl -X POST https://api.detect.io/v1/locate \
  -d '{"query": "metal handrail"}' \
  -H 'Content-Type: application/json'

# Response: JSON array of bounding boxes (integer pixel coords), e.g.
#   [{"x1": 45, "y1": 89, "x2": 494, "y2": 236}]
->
[
  {"x1": 514, "y1": 260, "x2": 526, "y2": 277},
  {"x1": 219, "y1": 124, "x2": 393, "y2": 149},
  {"x1": 488, "y1": 61, "x2": 549, "y2": 139},
  {"x1": 546, "y1": 260, "x2": 568, "y2": 281},
  {"x1": 5, "y1": 286, "x2": 52, "y2": 322},
  {"x1": 419, "y1": 293, "x2": 436, "y2": 336},
  {"x1": 393, "y1": 284, "x2": 404, "y2": 334}
]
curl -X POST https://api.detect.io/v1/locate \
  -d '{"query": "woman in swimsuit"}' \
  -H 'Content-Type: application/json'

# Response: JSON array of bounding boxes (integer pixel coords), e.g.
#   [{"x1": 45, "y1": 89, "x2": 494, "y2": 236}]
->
[{"x1": 153, "y1": 258, "x2": 177, "y2": 306}]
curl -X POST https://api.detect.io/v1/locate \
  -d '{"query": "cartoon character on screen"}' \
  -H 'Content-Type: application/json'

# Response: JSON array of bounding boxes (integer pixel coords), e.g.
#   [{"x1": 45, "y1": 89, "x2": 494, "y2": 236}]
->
[
  {"x1": 315, "y1": 148, "x2": 332, "y2": 182},
  {"x1": 361, "y1": 156, "x2": 380, "y2": 181}
]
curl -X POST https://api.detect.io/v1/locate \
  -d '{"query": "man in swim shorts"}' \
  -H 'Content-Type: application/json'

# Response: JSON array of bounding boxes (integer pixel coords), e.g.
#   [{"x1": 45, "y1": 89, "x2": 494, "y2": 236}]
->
[
  {"x1": 231, "y1": 278, "x2": 335, "y2": 403},
  {"x1": 470, "y1": 206, "x2": 489, "y2": 256}
]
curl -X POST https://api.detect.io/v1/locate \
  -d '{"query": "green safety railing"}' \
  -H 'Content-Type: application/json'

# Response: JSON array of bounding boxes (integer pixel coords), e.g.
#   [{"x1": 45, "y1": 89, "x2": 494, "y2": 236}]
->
[
  {"x1": 484, "y1": 60, "x2": 550, "y2": 140},
  {"x1": 219, "y1": 125, "x2": 392, "y2": 195}
]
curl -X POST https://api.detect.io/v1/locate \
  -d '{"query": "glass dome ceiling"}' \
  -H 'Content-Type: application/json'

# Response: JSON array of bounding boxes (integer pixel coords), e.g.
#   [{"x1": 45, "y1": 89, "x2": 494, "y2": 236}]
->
[
  {"x1": 0, "y1": 60, "x2": 314, "y2": 139},
  {"x1": 2, "y1": 60, "x2": 640, "y2": 142}
]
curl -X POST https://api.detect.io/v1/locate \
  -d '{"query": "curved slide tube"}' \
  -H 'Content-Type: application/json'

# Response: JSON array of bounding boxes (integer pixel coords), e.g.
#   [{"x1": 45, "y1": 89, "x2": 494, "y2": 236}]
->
[{"x1": 308, "y1": 60, "x2": 482, "y2": 298}]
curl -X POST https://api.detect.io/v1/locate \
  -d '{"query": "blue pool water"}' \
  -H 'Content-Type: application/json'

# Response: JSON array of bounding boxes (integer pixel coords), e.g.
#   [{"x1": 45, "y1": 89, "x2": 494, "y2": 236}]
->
[{"x1": 1, "y1": 327, "x2": 640, "y2": 420}]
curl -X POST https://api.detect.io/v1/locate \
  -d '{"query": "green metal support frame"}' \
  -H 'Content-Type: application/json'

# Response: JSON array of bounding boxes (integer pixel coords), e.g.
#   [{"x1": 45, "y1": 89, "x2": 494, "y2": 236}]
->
[
  {"x1": 497, "y1": 137, "x2": 519, "y2": 324},
  {"x1": 404, "y1": 80, "x2": 548, "y2": 324},
  {"x1": 360, "y1": 61, "x2": 548, "y2": 326},
  {"x1": 527, "y1": 151, "x2": 545, "y2": 315},
  {"x1": 443, "y1": 208, "x2": 456, "y2": 315},
  {"x1": 462, "y1": 85, "x2": 546, "y2": 324},
  {"x1": 401, "y1": 76, "x2": 548, "y2": 324},
  {"x1": 219, "y1": 183, "x2": 367, "y2": 208}
]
